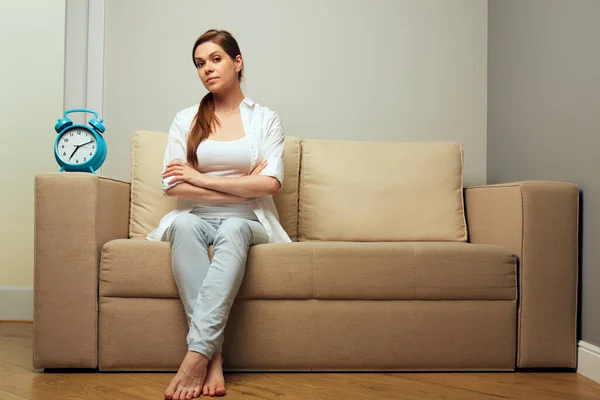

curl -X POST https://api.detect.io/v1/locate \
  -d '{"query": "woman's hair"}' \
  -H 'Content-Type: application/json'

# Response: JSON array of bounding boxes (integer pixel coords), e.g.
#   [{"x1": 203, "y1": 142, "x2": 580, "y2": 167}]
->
[{"x1": 187, "y1": 29, "x2": 244, "y2": 169}]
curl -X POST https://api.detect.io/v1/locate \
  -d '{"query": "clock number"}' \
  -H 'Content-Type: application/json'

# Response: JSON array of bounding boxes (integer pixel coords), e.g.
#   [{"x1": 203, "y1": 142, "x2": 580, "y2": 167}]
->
[
  {"x1": 63, "y1": 152, "x2": 66, "y2": 156},
  {"x1": 62, "y1": 145, "x2": 64, "y2": 149},
  {"x1": 92, "y1": 145, "x2": 95, "y2": 149},
  {"x1": 89, "y1": 152, "x2": 92, "y2": 156},
  {"x1": 77, "y1": 131, "x2": 81, "y2": 135},
  {"x1": 84, "y1": 157, "x2": 87, "y2": 161},
  {"x1": 70, "y1": 133, "x2": 73, "y2": 137},
  {"x1": 65, "y1": 138, "x2": 69, "y2": 142},
  {"x1": 76, "y1": 159, "x2": 79, "y2": 163}
]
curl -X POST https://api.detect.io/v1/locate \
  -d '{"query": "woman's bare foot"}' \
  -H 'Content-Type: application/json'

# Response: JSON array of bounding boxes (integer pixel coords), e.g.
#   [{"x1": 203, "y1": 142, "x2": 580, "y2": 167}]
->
[
  {"x1": 202, "y1": 352, "x2": 227, "y2": 396},
  {"x1": 164, "y1": 351, "x2": 209, "y2": 400}
]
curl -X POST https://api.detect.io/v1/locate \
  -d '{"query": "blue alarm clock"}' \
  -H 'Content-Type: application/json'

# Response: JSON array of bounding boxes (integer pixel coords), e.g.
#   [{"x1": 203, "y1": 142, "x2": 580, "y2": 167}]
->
[{"x1": 54, "y1": 109, "x2": 107, "y2": 173}]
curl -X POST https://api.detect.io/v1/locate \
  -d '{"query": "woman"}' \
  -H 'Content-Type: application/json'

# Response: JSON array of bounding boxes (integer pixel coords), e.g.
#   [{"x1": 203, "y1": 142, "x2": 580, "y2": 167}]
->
[{"x1": 147, "y1": 29, "x2": 291, "y2": 399}]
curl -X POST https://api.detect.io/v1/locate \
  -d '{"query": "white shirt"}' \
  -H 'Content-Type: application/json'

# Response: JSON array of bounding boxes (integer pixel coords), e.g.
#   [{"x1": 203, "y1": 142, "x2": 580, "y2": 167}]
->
[{"x1": 145, "y1": 97, "x2": 292, "y2": 243}]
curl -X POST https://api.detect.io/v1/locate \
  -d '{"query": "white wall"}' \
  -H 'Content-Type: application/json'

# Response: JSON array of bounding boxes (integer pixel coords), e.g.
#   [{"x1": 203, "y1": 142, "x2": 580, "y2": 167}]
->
[
  {"x1": 0, "y1": 1, "x2": 66, "y2": 318},
  {"x1": 0, "y1": 0, "x2": 487, "y2": 320},
  {"x1": 63, "y1": 0, "x2": 89, "y2": 125},
  {"x1": 102, "y1": 0, "x2": 488, "y2": 186}
]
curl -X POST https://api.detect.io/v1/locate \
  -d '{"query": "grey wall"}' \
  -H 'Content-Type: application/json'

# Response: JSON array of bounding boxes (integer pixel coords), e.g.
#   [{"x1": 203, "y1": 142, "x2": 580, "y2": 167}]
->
[
  {"x1": 488, "y1": 0, "x2": 600, "y2": 347},
  {"x1": 102, "y1": 0, "x2": 487, "y2": 186}
]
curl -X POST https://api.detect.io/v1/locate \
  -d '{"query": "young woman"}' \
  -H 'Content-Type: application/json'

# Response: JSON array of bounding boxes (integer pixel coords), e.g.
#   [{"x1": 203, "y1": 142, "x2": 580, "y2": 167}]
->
[{"x1": 147, "y1": 29, "x2": 291, "y2": 399}]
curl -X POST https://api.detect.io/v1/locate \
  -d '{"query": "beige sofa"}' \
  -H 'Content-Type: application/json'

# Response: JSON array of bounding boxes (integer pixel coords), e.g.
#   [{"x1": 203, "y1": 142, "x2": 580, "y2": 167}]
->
[{"x1": 33, "y1": 132, "x2": 579, "y2": 372}]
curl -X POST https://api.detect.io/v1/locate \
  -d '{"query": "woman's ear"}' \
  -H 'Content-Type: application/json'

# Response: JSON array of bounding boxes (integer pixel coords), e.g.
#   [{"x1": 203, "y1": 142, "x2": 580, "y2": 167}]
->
[{"x1": 235, "y1": 55, "x2": 243, "y2": 72}]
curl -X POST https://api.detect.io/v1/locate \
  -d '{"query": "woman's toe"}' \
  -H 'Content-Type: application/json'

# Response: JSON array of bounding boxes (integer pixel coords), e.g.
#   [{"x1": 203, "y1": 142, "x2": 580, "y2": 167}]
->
[
  {"x1": 192, "y1": 387, "x2": 201, "y2": 398},
  {"x1": 173, "y1": 388, "x2": 183, "y2": 400}
]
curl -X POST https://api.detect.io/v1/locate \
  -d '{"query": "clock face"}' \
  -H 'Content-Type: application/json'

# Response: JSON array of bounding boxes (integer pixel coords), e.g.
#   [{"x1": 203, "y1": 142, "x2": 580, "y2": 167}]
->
[{"x1": 56, "y1": 129, "x2": 98, "y2": 165}]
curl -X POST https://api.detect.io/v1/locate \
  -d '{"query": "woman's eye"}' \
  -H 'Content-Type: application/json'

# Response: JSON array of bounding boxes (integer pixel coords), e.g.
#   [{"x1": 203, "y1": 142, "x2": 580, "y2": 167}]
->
[
  {"x1": 214, "y1": 57, "x2": 221, "y2": 62},
  {"x1": 196, "y1": 63, "x2": 204, "y2": 68}
]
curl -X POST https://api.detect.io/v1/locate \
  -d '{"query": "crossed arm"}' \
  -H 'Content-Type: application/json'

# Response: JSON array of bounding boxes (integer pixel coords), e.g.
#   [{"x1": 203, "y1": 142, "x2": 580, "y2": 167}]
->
[
  {"x1": 163, "y1": 160, "x2": 280, "y2": 203},
  {"x1": 162, "y1": 110, "x2": 285, "y2": 205}
]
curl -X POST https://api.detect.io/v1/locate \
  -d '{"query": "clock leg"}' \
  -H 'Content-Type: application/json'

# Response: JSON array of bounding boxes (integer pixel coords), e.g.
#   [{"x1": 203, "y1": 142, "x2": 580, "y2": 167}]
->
[
  {"x1": 59, "y1": 166, "x2": 65, "y2": 172},
  {"x1": 89, "y1": 166, "x2": 96, "y2": 174}
]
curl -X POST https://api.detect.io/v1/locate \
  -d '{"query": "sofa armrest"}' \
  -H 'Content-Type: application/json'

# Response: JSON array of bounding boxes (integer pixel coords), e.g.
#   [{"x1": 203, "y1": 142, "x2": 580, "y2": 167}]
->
[
  {"x1": 464, "y1": 181, "x2": 579, "y2": 368},
  {"x1": 34, "y1": 172, "x2": 130, "y2": 369}
]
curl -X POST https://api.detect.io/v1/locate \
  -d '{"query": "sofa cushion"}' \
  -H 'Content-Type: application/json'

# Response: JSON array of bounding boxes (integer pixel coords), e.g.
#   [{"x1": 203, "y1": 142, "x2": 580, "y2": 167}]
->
[
  {"x1": 129, "y1": 131, "x2": 177, "y2": 238},
  {"x1": 298, "y1": 139, "x2": 467, "y2": 242},
  {"x1": 100, "y1": 239, "x2": 516, "y2": 300},
  {"x1": 312, "y1": 242, "x2": 516, "y2": 300},
  {"x1": 272, "y1": 136, "x2": 300, "y2": 241},
  {"x1": 129, "y1": 131, "x2": 301, "y2": 240},
  {"x1": 100, "y1": 239, "x2": 313, "y2": 299}
]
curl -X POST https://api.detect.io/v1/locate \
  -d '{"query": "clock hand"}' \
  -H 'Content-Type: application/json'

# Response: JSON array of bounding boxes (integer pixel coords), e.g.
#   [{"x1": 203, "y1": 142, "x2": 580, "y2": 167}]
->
[
  {"x1": 68, "y1": 147, "x2": 79, "y2": 161},
  {"x1": 68, "y1": 140, "x2": 95, "y2": 161}
]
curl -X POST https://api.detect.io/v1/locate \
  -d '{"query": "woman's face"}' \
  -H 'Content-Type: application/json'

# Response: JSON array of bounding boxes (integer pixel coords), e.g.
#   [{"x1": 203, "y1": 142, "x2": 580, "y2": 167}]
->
[{"x1": 194, "y1": 41, "x2": 242, "y2": 94}]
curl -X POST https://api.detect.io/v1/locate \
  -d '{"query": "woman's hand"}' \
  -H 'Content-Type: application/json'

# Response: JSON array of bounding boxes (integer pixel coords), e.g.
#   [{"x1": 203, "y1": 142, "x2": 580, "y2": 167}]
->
[
  {"x1": 162, "y1": 160, "x2": 208, "y2": 187},
  {"x1": 250, "y1": 160, "x2": 268, "y2": 176}
]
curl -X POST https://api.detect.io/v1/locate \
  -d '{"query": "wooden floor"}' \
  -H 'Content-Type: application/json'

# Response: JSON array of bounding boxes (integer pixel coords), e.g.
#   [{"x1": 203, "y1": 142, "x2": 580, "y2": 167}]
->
[{"x1": 1, "y1": 322, "x2": 599, "y2": 400}]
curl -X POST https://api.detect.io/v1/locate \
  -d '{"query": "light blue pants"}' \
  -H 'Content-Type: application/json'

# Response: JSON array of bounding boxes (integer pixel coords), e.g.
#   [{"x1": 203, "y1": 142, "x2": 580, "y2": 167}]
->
[{"x1": 161, "y1": 213, "x2": 269, "y2": 360}]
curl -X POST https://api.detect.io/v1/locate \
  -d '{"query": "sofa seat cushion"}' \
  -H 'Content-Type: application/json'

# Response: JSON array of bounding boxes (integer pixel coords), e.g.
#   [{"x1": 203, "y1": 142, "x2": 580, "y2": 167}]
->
[
  {"x1": 100, "y1": 239, "x2": 516, "y2": 300},
  {"x1": 100, "y1": 239, "x2": 314, "y2": 300}
]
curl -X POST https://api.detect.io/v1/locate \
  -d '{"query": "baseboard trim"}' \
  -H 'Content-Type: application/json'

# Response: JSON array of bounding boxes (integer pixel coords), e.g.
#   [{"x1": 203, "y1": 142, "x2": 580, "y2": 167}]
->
[
  {"x1": 0, "y1": 286, "x2": 33, "y2": 321},
  {"x1": 578, "y1": 341, "x2": 600, "y2": 384}
]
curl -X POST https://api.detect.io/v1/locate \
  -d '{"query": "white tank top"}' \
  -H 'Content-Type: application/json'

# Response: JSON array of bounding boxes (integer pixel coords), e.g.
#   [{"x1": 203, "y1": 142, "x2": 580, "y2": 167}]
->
[{"x1": 189, "y1": 136, "x2": 258, "y2": 220}]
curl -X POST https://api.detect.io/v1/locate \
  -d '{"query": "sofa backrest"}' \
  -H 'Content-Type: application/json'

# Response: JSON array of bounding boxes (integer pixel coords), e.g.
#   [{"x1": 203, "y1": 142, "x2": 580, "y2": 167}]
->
[
  {"x1": 128, "y1": 130, "x2": 301, "y2": 240},
  {"x1": 298, "y1": 139, "x2": 467, "y2": 242},
  {"x1": 274, "y1": 136, "x2": 300, "y2": 241},
  {"x1": 129, "y1": 131, "x2": 466, "y2": 243},
  {"x1": 129, "y1": 130, "x2": 176, "y2": 238}
]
